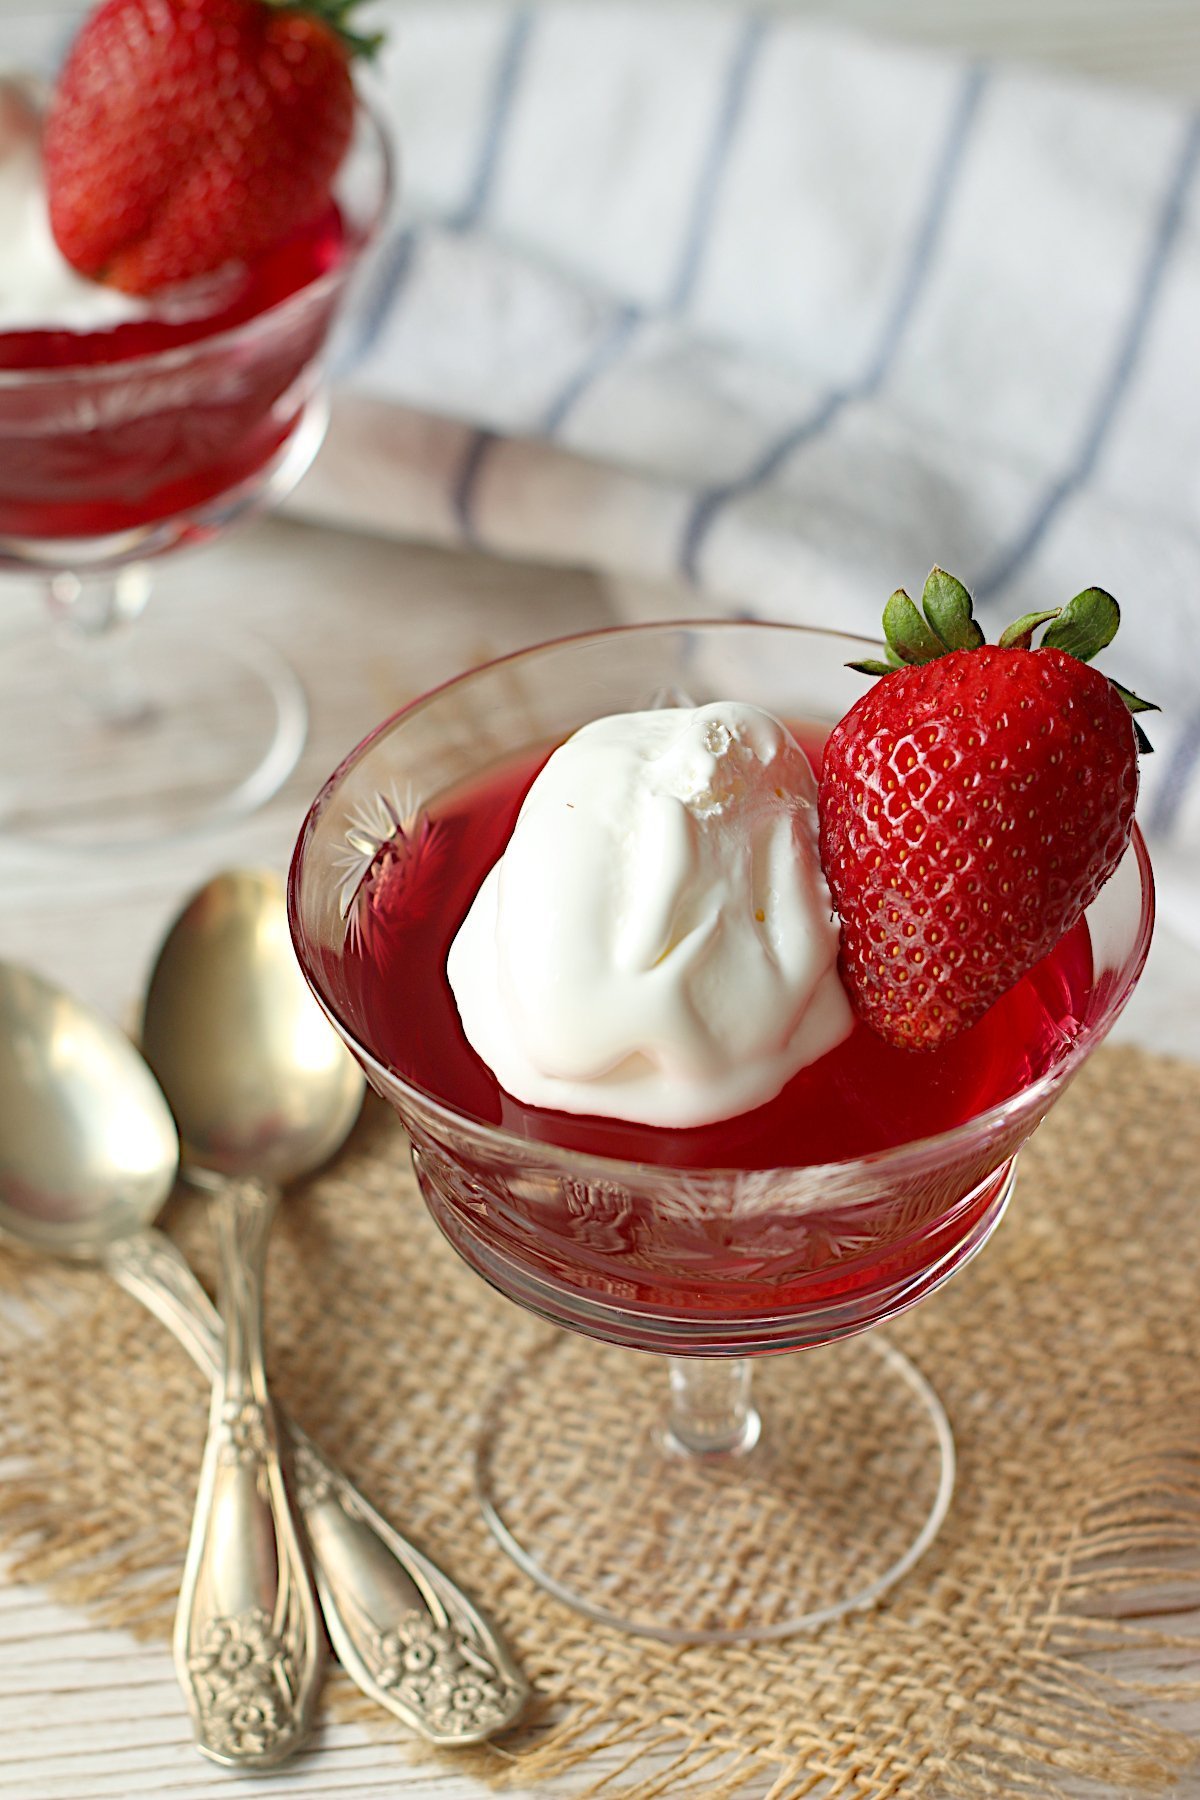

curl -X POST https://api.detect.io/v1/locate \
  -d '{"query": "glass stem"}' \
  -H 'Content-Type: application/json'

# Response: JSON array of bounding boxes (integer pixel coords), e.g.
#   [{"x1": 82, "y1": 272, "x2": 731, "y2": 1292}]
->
[
  {"x1": 44, "y1": 565, "x2": 154, "y2": 728},
  {"x1": 666, "y1": 1357, "x2": 761, "y2": 1456}
]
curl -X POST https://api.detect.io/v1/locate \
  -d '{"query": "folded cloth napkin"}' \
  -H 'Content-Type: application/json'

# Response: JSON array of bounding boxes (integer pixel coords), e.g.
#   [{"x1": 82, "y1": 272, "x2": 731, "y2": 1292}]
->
[{"x1": 292, "y1": 1, "x2": 1200, "y2": 938}]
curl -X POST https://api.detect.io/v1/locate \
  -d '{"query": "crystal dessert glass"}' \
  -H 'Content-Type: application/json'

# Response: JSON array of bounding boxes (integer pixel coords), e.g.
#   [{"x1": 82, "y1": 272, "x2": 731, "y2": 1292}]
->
[
  {"x1": 0, "y1": 70, "x2": 392, "y2": 848},
  {"x1": 289, "y1": 622, "x2": 1155, "y2": 1642}
]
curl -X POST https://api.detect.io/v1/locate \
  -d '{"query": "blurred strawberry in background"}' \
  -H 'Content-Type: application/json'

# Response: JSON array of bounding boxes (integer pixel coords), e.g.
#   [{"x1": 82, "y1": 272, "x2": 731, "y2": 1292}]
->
[{"x1": 44, "y1": 0, "x2": 379, "y2": 295}]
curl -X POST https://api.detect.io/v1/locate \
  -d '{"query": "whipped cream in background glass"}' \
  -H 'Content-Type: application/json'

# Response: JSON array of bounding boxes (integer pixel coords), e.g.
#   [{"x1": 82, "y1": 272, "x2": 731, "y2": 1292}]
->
[
  {"x1": 0, "y1": 76, "x2": 147, "y2": 332},
  {"x1": 448, "y1": 701, "x2": 853, "y2": 1129}
]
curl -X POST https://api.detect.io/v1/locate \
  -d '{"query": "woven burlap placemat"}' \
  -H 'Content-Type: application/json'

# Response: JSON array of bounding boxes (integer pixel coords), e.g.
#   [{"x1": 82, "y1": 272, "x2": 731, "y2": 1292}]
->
[{"x1": 2, "y1": 1043, "x2": 1199, "y2": 1798}]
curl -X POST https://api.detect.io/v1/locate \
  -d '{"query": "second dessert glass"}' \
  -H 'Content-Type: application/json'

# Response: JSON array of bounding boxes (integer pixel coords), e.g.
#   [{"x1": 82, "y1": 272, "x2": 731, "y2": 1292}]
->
[
  {"x1": 289, "y1": 622, "x2": 1154, "y2": 1642},
  {"x1": 0, "y1": 59, "x2": 392, "y2": 849}
]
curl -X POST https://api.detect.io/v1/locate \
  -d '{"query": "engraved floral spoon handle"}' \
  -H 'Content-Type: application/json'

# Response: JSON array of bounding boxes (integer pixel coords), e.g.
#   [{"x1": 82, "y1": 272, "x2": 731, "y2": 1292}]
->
[
  {"x1": 105, "y1": 1223, "x2": 529, "y2": 1746},
  {"x1": 171, "y1": 1178, "x2": 323, "y2": 1768}
]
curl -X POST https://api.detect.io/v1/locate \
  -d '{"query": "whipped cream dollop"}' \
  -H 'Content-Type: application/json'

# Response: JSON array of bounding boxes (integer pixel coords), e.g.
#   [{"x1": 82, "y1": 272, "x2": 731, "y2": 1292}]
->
[
  {"x1": 448, "y1": 702, "x2": 853, "y2": 1128},
  {"x1": 0, "y1": 79, "x2": 147, "y2": 332}
]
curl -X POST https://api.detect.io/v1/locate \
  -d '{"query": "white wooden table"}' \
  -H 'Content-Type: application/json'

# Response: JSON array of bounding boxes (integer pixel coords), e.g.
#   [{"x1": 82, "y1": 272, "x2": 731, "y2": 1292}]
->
[{"x1": 3, "y1": 5, "x2": 1200, "y2": 1797}]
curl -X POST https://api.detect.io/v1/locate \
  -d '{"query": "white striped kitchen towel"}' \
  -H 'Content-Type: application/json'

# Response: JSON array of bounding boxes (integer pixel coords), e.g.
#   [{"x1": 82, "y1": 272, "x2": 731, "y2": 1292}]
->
[{"x1": 292, "y1": 2, "x2": 1200, "y2": 936}]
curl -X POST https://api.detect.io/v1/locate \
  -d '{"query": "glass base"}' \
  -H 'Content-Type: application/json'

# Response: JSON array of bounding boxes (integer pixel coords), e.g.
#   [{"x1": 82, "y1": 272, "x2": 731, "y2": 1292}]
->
[
  {"x1": 475, "y1": 1332, "x2": 954, "y2": 1644},
  {"x1": 0, "y1": 615, "x2": 306, "y2": 849}
]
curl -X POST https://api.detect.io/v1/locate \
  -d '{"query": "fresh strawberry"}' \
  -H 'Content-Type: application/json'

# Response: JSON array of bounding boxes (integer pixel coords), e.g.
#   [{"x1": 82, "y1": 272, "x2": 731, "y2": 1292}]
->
[
  {"x1": 43, "y1": 0, "x2": 379, "y2": 296},
  {"x1": 818, "y1": 570, "x2": 1156, "y2": 1051}
]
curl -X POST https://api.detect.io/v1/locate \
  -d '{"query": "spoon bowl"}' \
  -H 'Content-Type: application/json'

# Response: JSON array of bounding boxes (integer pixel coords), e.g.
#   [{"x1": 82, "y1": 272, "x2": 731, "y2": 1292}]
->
[
  {"x1": 141, "y1": 867, "x2": 363, "y2": 1185},
  {"x1": 0, "y1": 962, "x2": 177, "y2": 1260}
]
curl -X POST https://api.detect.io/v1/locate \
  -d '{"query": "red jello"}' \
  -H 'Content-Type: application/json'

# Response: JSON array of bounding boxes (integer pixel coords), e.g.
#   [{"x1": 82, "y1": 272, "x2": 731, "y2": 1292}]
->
[
  {"x1": 339, "y1": 731, "x2": 1094, "y2": 1174},
  {"x1": 0, "y1": 203, "x2": 351, "y2": 540}
]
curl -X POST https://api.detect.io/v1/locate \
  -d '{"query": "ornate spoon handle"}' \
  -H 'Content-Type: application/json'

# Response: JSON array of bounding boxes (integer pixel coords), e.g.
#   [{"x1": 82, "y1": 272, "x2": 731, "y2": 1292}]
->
[
  {"x1": 105, "y1": 1226, "x2": 528, "y2": 1745},
  {"x1": 290, "y1": 1434, "x2": 527, "y2": 1744},
  {"x1": 171, "y1": 1178, "x2": 323, "y2": 1768}
]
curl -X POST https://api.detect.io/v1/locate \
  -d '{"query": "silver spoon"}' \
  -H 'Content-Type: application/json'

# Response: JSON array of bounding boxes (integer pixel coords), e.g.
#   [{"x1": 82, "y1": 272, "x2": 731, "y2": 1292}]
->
[
  {"x1": 140, "y1": 870, "x2": 528, "y2": 1754},
  {"x1": 0, "y1": 957, "x2": 311, "y2": 1766},
  {"x1": 0, "y1": 958, "x2": 527, "y2": 1759},
  {"x1": 139, "y1": 870, "x2": 350, "y2": 1767}
]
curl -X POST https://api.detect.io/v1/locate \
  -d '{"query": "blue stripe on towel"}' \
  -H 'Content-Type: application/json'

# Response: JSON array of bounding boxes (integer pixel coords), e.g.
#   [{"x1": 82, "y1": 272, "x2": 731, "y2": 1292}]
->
[
  {"x1": 541, "y1": 15, "x2": 769, "y2": 438},
  {"x1": 1147, "y1": 705, "x2": 1200, "y2": 839},
  {"x1": 453, "y1": 430, "x2": 499, "y2": 543},
  {"x1": 670, "y1": 15, "x2": 770, "y2": 312},
  {"x1": 679, "y1": 63, "x2": 988, "y2": 584},
  {"x1": 447, "y1": 10, "x2": 538, "y2": 538},
  {"x1": 453, "y1": 9, "x2": 536, "y2": 230},
  {"x1": 975, "y1": 112, "x2": 1200, "y2": 603},
  {"x1": 339, "y1": 10, "x2": 535, "y2": 385},
  {"x1": 541, "y1": 304, "x2": 641, "y2": 435},
  {"x1": 334, "y1": 226, "x2": 417, "y2": 376}
]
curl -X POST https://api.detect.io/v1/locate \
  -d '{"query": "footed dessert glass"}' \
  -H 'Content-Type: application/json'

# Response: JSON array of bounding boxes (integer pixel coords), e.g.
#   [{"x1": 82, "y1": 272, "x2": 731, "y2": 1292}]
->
[
  {"x1": 0, "y1": 69, "x2": 392, "y2": 848},
  {"x1": 289, "y1": 622, "x2": 1154, "y2": 1642}
]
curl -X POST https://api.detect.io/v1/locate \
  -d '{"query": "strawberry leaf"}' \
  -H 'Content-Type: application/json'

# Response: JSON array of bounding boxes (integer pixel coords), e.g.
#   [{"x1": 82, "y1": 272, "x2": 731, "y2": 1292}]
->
[
  {"x1": 1108, "y1": 680, "x2": 1159, "y2": 716},
  {"x1": 883, "y1": 589, "x2": 948, "y2": 666},
  {"x1": 921, "y1": 567, "x2": 984, "y2": 651},
  {"x1": 847, "y1": 658, "x2": 899, "y2": 677},
  {"x1": 998, "y1": 608, "x2": 1061, "y2": 651},
  {"x1": 266, "y1": 0, "x2": 385, "y2": 58},
  {"x1": 1040, "y1": 587, "x2": 1120, "y2": 663},
  {"x1": 1111, "y1": 679, "x2": 1159, "y2": 755}
]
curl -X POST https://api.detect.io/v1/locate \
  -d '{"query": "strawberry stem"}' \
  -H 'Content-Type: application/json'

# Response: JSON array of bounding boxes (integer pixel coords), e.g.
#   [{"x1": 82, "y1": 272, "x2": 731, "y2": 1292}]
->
[
  {"x1": 849, "y1": 568, "x2": 1158, "y2": 752},
  {"x1": 264, "y1": 0, "x2": 384, "y2": 58}
]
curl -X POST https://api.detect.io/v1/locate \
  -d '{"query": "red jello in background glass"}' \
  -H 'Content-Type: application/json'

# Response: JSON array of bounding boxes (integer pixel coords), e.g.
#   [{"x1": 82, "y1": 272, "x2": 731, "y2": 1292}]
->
[
  {"x1": 0, "y1": 201, "x2": 350, "y2": 542},
  {"x1": 289, "y1": 622, "x2": 1154, "y2": 1643},
  {"x1": 0, "y1": 55, "x2": 392, "y2": 849}
]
